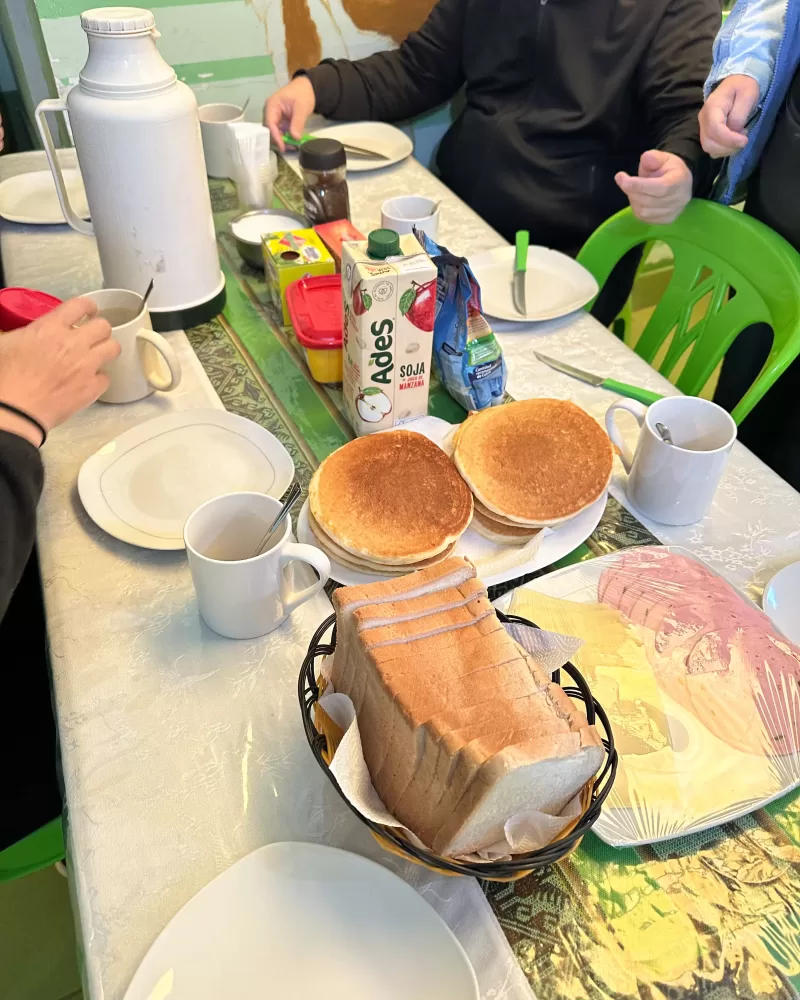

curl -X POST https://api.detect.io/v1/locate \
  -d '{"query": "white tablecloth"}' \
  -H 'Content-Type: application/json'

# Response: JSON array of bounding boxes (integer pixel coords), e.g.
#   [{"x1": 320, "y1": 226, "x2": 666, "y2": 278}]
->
[{"x1": 2, "y1": 149, "x2": 799, "y2": 1000}]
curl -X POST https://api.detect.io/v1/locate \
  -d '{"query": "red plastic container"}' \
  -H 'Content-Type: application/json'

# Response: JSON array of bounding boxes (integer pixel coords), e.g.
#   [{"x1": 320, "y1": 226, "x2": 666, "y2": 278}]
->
[
  {"x1": 285, "y1": 274, "x2": 343, "y2": 384},
  {"x1": 0, "y1": 288, "x2": 62, "y2": 332}
]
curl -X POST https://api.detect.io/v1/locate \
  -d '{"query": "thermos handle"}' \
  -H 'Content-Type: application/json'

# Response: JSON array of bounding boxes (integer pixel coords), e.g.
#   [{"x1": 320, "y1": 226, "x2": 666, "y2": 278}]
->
[{"x1": 34, "y1": 98, "x2": 94, "y2": 237}]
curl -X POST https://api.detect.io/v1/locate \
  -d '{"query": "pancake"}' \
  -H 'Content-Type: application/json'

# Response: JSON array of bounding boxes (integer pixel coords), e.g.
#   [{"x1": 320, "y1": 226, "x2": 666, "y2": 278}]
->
[
  {"x1": 454, "y1": 399, "x2": 613, "y2": 526},
  {"x1": 309, "y1": 509, "x2": 458, "y2": 575},
  {"x1": 472, "y1": 495, "x2": 540, "y2": 528},
  {"x1": 310, "y1": 430, "x2": 473, "y2": 565},
  {"x1": 470, "y1": 507, "x2": 543, "y2": 547}
]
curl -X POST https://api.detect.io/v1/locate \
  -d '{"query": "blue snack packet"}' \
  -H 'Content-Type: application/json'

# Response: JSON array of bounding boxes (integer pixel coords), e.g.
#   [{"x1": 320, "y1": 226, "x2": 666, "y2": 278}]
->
[{"x1": 414, "y1": 229, "x2": 507, "y2": 411}]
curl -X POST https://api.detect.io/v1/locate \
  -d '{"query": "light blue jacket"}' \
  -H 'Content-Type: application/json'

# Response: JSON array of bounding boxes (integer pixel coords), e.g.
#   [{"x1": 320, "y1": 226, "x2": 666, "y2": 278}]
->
[{"x1": 707, "y1": 0, "x2": 800, "y2": 202}]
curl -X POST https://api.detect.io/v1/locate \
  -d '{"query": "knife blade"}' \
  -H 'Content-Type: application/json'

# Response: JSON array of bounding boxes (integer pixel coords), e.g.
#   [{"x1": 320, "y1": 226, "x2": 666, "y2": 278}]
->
[
  {"x1": 283, "y1": 133, "x2": 391, "y2": 162},
  {"x1": 512, "y1": 230, "x2": 529, "y2": 316},
  {"x1": 534, "y1": 352, "x2": 664, "y2": 405}
]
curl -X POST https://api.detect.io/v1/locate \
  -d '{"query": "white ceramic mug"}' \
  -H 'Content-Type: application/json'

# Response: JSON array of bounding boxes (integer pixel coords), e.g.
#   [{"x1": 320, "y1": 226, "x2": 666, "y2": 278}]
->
[
  {"x1": 198, "y1": 103, "x2": 244, "y2": 179},
  {"x1": 605, "y1": 396, "x2": 737, "y2": 525},
  {"x1": 184, "y1": 492, "x2": 331, "y2": 640},
  {"x1": 381, "y1": 195, "x2": 440, "y2": 240},
  {"x1": 88, "y1": 288, "x2": 181, "y2": 404}
]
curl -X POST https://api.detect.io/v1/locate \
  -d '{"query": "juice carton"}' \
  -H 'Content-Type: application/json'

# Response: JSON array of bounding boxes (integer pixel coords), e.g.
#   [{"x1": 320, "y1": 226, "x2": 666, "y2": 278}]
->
[
  {"x1": 262, "y1": 228, "x2": 335, "y2": 325},
  {"x1": 341, "y1": 230, "x2": 437, "y2": 436},
  {"x1": 313, "y1": 220, "x2": 365, "y2": 272}
]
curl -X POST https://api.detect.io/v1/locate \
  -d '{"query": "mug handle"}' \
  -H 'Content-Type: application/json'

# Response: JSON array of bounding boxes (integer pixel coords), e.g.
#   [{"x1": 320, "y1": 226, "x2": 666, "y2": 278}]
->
[
  {"x1": 605, "y1": 399, "x2": 648, "y2": 473},
  {"x1": 136, "y1": 329, "x2": 182, "y2": 392},
  {"x1": 279, "y1": 543, "x2": 331, "y2": 616}
]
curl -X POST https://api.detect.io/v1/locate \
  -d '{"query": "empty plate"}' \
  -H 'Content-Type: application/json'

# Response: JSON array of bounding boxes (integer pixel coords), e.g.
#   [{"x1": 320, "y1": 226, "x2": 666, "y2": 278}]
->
[
  {"x1": 78, "y1": 409, "x2": 295, "y2": 549},
  {"x1": 122, "y1": 842, "x2": 478, "y2": 1000},
  {"x1": 0, "y1": 168, "x2": 90, "y2": 225},
  {"x1": 469, "y1": 245, "x2": 599, "y2": 322},
  {"x1": 763, "y1": 561, "x2": 800, "y2": 644},
  {"x1": 309, "y1": 122, "x2": 413, "y2": 172}
]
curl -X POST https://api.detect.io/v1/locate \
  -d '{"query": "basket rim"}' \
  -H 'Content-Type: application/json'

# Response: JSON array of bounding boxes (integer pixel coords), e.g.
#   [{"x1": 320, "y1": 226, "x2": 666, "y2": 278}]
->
[{"x1": 298, "y1": 609, "x2": 618, "y2": 877}]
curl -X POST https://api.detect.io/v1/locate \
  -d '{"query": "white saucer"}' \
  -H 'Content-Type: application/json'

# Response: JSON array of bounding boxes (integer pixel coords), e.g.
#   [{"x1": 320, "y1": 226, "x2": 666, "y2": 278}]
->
[
  {"x1": 469, "y1": 245, "x2": 599, "y2": 322},
  {"x1": 763, "y1": 561, "x2": 800, "y2": 644},
  {"x1": 122, "y1": 842, "x2": 478, "y2": 1000},
  {"x1": 78, "y1": 409, "x2": 295, "y2": 549},
  {"x1": 0, "y1": 168, "x2": 90, "y2": 225},
  {"x1": 309, "y1": 122, "x2": 413, "y2": 172}
]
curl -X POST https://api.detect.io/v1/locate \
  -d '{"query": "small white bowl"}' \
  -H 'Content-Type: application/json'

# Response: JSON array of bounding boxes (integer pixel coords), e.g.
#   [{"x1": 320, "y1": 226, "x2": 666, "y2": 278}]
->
[
  {"x1": 763, "y1": 560, "x2": 800, "y2": 644},
  {"x1": 381, "y1": 195, "x2": 439, "y2": 240}
]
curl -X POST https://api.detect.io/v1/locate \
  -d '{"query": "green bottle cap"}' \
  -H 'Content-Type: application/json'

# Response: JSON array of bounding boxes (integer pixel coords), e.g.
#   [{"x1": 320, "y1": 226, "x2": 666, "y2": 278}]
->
[{"x1": 367, "y1": 228, "x2": 400, "y2": 259}]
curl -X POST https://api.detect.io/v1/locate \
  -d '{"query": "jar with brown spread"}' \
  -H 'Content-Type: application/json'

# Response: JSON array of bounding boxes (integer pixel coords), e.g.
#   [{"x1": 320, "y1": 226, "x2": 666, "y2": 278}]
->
[{"x1": 300, "y1": 138, "x2": 351, "y2": 226}]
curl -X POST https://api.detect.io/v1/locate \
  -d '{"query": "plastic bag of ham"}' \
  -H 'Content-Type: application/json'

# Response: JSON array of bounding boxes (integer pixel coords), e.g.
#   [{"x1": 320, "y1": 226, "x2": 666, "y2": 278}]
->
[{"x1": 509, "y1": 546, "x2": 800, "y2": 847}]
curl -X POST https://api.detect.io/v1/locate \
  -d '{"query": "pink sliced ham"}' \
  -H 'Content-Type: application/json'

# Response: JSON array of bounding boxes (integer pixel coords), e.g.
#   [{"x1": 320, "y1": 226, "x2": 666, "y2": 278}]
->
[{"x1": 599, "y1": 549, "x2": 800, "y2": 756}]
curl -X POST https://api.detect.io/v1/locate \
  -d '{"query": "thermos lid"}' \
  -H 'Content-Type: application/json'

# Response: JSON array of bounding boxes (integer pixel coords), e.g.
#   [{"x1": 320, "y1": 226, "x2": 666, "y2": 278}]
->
[
  {"x1": 81, "y1": 7, "x2": 155, "y2": 33},
  {"x1": 0, "y1": 288, "x2": 62, "y2": 333},
  {"x1": 367, "y1": 229, "x2": 400, "y2": 259},
  {"x1": 299, "y1": 138, "x2": 347, "y2": 172}
]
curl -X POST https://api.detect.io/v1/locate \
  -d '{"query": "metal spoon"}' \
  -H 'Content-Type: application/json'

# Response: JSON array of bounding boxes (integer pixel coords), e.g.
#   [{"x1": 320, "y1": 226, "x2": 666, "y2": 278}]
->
[
  {"x1": 142, "y1": 278, "x2": 154, "y2": 309},
  {"x1": 655, "y1": 422, "x2": 674, "y2": 445},
  {"x1": 241, "y1": 96, "x2": 251, "y2": 116},
  {"x1": 254, "y1": 483, "x2": 302, "y2": 556}
]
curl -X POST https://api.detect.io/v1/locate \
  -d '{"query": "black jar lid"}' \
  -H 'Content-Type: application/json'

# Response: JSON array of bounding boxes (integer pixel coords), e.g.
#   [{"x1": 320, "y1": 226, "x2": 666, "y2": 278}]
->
[{"x1": 299, "y1": 138, "x2": 346, "y2": 171}]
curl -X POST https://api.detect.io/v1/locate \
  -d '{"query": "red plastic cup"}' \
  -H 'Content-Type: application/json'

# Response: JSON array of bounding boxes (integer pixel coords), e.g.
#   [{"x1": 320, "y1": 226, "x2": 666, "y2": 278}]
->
[{"x1": 0, "y1": 287, "x2": 63, "y2": 332}]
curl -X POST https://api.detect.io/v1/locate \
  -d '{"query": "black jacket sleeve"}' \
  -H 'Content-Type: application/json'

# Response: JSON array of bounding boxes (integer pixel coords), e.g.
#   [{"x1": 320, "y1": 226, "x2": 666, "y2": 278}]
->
[
  {"x1": 638, "y1": 0, "x2": 720, "y2": 194},
  {"x1": 304, "y1": 0, "x2": 466, "y2": 122},
  {"x1": 0, "y1": 430, "x2": 43, "y2": 621}
]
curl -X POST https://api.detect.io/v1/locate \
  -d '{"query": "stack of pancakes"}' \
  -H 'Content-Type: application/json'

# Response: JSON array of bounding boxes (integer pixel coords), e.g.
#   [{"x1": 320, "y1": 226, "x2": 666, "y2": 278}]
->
[
  {"x1": 454, "y1": 399, "x2": 613, "y2": 544},
  {"x1": 309, "y1": 430, "x2": 473, "y2": 575}
]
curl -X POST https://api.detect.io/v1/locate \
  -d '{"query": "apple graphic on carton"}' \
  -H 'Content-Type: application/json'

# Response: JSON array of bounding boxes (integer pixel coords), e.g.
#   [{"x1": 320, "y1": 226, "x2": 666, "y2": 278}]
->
[
  {"x1": 356, "y1": 386, "x2": 392, "y2": 423},
  {"x1": 400, "y1": 279, "x2": 436, "y2": 332}
]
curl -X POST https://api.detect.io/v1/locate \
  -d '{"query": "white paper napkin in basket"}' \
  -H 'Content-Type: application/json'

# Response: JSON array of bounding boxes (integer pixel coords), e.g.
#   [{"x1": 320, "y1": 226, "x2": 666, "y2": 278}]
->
[{"x1": 318, "y1": 622, "x2": 586, "y2": 862}]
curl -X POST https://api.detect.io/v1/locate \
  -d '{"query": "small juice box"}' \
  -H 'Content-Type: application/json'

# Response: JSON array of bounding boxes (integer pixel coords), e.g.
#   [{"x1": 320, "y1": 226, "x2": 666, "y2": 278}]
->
[
  {"x1": 341, "y1": 230, "x2": 437, "y2": 436},
  {"x1": 262, "y1": 228, "x2": 335, "y2": 325}
]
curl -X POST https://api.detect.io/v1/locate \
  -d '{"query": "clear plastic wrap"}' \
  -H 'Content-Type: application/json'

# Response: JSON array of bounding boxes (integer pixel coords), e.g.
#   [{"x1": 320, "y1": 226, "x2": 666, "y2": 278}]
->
[{"x1": 511, "y1": 546, "x2": 800, "y2": 847}]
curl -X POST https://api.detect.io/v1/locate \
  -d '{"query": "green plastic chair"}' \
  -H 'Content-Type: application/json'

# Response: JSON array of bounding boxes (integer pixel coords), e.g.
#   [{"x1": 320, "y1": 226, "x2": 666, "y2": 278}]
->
[
  {"x1": 0, "y1": 816, "x2": 65, "y2": 883},
  {"x1": 577, "y1": 201, "x2": 800, "y2": 423}
]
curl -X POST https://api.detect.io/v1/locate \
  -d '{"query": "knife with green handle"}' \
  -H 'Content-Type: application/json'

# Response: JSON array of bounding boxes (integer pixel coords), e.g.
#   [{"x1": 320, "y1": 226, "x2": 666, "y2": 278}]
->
[
  {"x1": 534, "y1": 351, "x2": 663, "y2": 405},
  {"x1": 512, "y1": 230, "x2": 529, "y2": 316},
  {"x1": 282, "y1": 132, "x2": 390, "y2": 161}
]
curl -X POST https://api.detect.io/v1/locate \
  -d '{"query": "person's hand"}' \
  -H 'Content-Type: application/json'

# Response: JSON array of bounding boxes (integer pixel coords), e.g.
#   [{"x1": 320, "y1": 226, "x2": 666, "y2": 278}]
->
[
  {"x1": 699, "y1": 74, "x2": 760, "y2": 158},
  {"x1": 264, "y1": 76, "x2": 316, "y2": 152},
  {"x1": 615, "y1": 150, "x2": 693, "y2": 225},
  {"x1": 0, "y1": 297, "x2": 119, "y2": 445}
]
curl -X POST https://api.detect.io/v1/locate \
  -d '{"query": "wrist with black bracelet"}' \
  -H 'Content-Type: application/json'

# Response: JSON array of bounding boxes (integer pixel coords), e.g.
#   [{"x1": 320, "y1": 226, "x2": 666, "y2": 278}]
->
[{"x1": 0, "y1": 401, "x2": 47, "y2": 448}]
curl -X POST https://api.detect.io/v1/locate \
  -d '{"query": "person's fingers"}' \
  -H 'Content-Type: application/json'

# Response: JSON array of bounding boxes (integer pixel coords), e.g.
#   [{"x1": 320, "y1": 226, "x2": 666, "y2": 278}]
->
[
  {"x1": 703, "y1": 105, "x2": 749, "y2": 156},
  {"x1": 288, "y1": 99, "x2": 308, "y2": 141},
  {"x1": 618, "y1": 174, "x2": 674, "y2": 199},
  {"x1": 78, "y1": 316, "x2": 113, "y2": 349},
  {"x1": 728, "y1": 85, "x2": 758, "y2": 133},
  {"x1": 50, "y1": 296, "x2": 99, "y2": 328},
  {"x1": 638, "y1": 149, "x2": 670, "y2": 177},
  {"x1": 89, "y1": 332, "x2": 122, "y2": 366},
  {"x1": 264, "y1": 96, "x2": 287, "y2": 151}
]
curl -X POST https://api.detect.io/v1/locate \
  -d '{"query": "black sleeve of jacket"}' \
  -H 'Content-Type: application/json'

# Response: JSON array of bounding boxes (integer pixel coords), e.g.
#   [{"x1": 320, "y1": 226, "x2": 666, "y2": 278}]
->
[
  {"x1": 638, "y1": 0, "x2": 720, "y2": 195},
  {"x1": 304, "y1": 0, "x2": 466, "y2": 122},
  {"x1": 0, "y1": 430, "x2": 44, "y2": 621}
]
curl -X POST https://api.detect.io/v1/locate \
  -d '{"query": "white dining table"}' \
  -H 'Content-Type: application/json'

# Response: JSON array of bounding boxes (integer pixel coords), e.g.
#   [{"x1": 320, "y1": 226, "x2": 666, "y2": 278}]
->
[{"x1": 2, "y1": 147, "x2": 800, "y2": 1000}]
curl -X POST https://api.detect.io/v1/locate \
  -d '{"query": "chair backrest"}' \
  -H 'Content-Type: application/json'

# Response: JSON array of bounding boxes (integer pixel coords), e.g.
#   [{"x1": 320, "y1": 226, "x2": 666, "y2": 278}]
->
[{"x1": 577, "y1": 202, "x2": 800, "y2": 423}]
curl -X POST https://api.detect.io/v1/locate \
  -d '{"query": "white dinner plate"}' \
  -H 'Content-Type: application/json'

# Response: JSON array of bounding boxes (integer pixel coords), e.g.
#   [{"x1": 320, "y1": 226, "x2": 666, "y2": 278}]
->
[
  {"x1": 309, "y1": 122, "x2": 414, "y2": 172},
  {"x1": 297, "y1": 416, "x2": 606, "y2": 588},
  {"x1": 469, "y1": 245, "x2": 599, "y2": 322},
  {"x1": 122, "y1": 841, "x2": 478, "y2": 1000},
  {"x1": 78, "y1": 409, "x2": 295, "y2": 550},
  {"x1": 763, "y1": 560, "x2": 800, "y2": 644},
  {"x1": 0, "y1": 168, "x2": 90, "y2": 225}
]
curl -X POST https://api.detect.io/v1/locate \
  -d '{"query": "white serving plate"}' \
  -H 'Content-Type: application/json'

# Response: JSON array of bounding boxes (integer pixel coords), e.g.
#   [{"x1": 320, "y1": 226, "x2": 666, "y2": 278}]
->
[
  {"x1": 309, "y1": 122, "x2": 413, "y2": 172},
  {"x1": 297, "y1": 416, "x2": 606, "y2": 588},
  {"x1": 763, "y1": 560, "x2": 800, "y2": 644},
  {"x1": 0, "y1": 168, "x2": 90, "y2": 225},
  {"x1": 518, "y1": 547, "x2": 800, "y2": 848},
  {"x1": 469, "y1": 245, "x2": 599, "y2": 322},
  {"x1": 78, "y1": 409, "x2": 295, "y2": 550},
  {"x1": 122, "y1": 842, "x2": 478, "y2": 1000}
]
